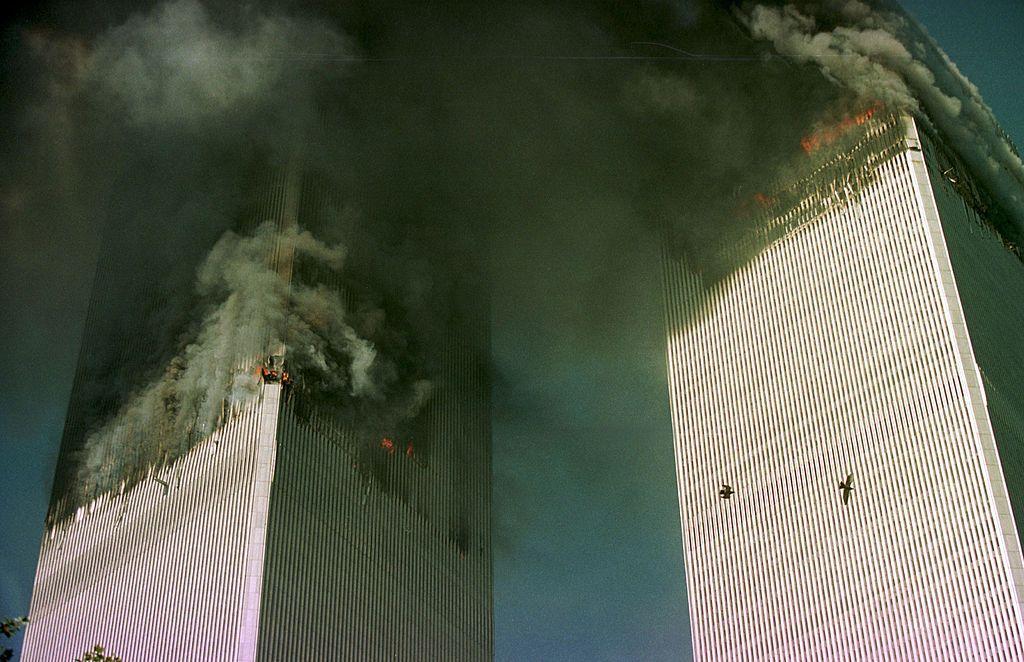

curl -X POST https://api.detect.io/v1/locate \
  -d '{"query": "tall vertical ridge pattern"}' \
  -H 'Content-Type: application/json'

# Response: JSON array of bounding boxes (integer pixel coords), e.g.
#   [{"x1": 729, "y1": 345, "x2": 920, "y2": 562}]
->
[
  {"x1": 661, "y1": 115, "x2": 1024, "y2": 660},
  {"x1": 255, "y1": 326, "x2": 493, "y2": 660},
  {"x1": 22, "y1": 391, "x2": 277, "y2": 661},
  {"x1": 22, "y1": 148, "x2": 494, "y2": 660}
]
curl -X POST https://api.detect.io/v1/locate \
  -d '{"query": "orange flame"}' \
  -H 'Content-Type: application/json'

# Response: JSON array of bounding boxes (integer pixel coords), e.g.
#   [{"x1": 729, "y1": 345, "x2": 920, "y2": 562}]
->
[
  {"x1": 380, "y1": 437, "x2": 395, "y2": 454},
  {"x1": 801, "y1": 101, "x2": 883, "y2": 155}
]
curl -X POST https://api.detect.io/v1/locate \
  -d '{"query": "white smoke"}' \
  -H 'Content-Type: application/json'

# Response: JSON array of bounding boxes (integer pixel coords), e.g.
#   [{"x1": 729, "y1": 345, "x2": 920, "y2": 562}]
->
[
  {"x1": 77, "y1": 221, "x2": 429, "y2": 498},
  {"x1": 738, "y1": 0, "x2": 1024, "y2": 229},
  {"x1": 85, "y1": 0, "x2": 350, "y2": 127}
]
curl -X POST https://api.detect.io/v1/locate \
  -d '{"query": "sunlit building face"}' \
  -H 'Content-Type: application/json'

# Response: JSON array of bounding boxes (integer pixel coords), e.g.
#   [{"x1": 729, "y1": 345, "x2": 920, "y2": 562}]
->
[
  {"x1": 662, "y1": 115, "x2": 1024, "y2": 660},
  {"x1": 21, "y1": 164, "x2": 494, "y2": 662}
]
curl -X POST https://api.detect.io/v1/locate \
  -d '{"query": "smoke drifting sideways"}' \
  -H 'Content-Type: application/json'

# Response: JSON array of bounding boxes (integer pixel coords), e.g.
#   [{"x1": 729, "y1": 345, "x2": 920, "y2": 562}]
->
[
  {"x1": 737, "y1": 0, "x2": 1024, "y2": 248},
  {"x1": 77, "y1": 223, "x2": 432, "y2": 502},
  {"x1": 9, "y1": 0, "x2": 1021, "y2": 514}
]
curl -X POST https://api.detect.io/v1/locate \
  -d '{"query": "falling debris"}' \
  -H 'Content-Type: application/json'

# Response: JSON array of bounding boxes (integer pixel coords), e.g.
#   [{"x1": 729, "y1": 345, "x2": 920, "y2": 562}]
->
[
  {"x1": 838, "y1": 474, "x2": 854, "y2": 506},
  {"x1": 719, "y1": 484, "x2": 734, "y2": 500}
]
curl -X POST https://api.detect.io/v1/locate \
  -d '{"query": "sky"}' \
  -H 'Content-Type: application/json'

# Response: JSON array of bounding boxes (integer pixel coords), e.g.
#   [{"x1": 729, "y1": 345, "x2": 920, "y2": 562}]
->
[{"x1": 1, "y1": 1, "x2": 1022, "y2": 660}]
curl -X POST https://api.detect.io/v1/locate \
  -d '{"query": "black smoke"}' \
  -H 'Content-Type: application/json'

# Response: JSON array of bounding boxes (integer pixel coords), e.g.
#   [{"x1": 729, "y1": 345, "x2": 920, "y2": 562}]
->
[
  {"x1": 8, "y1": 0, "x2": 853, "y2": 510},
  {"x1": 3, "y1": 3, "x2": 1022, "y2": 657}
]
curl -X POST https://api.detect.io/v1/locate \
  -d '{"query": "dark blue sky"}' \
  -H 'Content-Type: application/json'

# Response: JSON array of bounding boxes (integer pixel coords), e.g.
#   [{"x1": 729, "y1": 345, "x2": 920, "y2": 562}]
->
[
  {"x1": 1, "y1": 3, "x2": 1022, "y2": 661},
  {"x1": 900, "y1": 0, "x2": 1024, "y2": 150}
]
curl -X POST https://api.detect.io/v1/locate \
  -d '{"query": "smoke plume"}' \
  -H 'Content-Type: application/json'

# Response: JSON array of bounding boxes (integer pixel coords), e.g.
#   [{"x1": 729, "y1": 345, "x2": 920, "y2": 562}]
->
[
  {"x1": 6, "y1": 0, "x2": 1023, "y2": 655},
  {"x1": 16, "y1": 0, "x2": 1018, "y2": 527},
  {"x1": 77, "y1": 221, "x2": 431, "y2": 499},
  {"x1": 87, "y1": 0, "x2": 348, "y2": 128},
  {"x1": 738, "y1": 0, "x2": 1024, "y2": 240}
]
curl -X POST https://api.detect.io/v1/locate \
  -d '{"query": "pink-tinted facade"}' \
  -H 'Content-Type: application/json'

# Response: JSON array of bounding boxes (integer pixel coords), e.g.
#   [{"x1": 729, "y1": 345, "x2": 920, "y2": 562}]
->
[
  {"x1": 662, "y1": 115, "x2": 1024, "y2": 659},
  {"x1": 23, "y1": 162, "x2": 493, "y2": 660},
  {"x1": 23, "y1": 387, "x2": 282, "y2": 660}
]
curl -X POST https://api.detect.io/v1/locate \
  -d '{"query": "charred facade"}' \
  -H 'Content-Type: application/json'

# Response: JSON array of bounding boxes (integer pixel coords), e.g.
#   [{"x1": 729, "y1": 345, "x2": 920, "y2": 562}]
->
[{"x1": 23, "y1": 148, "x2": 493, "y2": 660}]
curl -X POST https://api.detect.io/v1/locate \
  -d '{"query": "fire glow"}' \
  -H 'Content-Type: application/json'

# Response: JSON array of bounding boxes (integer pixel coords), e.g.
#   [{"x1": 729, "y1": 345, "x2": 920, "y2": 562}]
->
[
  {"x1": 801, "y1": 101, "x2": 884, "y2": 154},
  {"x1": 380, "y1": 437, "x2": 416, "y2": 458}
]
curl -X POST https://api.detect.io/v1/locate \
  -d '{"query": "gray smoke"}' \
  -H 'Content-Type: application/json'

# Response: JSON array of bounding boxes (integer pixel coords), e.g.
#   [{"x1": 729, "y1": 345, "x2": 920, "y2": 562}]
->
[
  {"x1": 739, "y1": 0, "x2": 1024, "y2": 237},
  {"x1": 78, "y1": 222, "x2": 430, "y2": 499},
  {"x1": 86, "y1": 0, "x2": 349, "y2": 133},
  {"x1": 13, "y1": 0, "x2": 1022, "y2": 537},
  {"x1": 6, "y1": 0, "x2": 1021, "y2": 654}
]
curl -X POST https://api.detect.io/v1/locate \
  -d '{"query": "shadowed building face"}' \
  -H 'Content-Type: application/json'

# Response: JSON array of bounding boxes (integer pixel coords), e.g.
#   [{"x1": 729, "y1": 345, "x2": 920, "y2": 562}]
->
[{"x1": 20, "y1": 160, "x2": 494, "y2": 661}]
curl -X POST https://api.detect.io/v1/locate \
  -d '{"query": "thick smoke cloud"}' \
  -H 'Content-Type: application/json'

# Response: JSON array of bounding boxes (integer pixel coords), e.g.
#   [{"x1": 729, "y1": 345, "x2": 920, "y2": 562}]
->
[
  {"x1": 20, "y1": 0, "x2": 1020, "y2": 533},
  {"x1": 78, "y1": 222, "x2": 431, "y2": 500},
  {"x1": 87, "y1": 0, "x2": 349, "y2": 127},
  {"x1": 739, "y1": 0, "x2": 1024, "y2": 240},
  {"x1": 6, "y1": 0, "x2": 1022, "y2": 657},
  {"x1": 12, "y1": 0, "x2": 357, "y2": 507}
]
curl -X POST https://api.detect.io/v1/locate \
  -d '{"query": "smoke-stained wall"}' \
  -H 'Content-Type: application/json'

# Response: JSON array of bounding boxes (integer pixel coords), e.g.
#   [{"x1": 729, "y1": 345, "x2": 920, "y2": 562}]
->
[
  {"x1": 250, "y1": 160, "x2": 492, "y2": 659},
  {"x1": 49, "y1": 161, "x2": 265, "y2": 518},
  {"x1": 9, "y1": 1, "x2": 1024, "y2": 658},
  {"x1": 23, "y1": 390, "x2": 280, "y2": 661},
  {"x1": 39, "y1": 0, "x2": 844, "y2": 518},
  {"x1": 257, "y1": 318, "x2": 492, "y2": 660}
]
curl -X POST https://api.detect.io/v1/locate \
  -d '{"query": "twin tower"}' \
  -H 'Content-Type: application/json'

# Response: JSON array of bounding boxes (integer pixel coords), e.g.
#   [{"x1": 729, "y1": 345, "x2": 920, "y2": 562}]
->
[{"x1": 24, "y1": 114, "x2": 1024, "y2": 660}]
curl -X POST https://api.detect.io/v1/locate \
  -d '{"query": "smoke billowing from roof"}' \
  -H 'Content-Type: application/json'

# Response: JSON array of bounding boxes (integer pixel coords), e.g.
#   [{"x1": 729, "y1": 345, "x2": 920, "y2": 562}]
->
[
  {"x1": 739, "y1": 0, "x2": 1024, "y2": 241},
  {"x1": 8, "y1": 0, "x2": 1022, "y2": 518},
  {"x1": 77, "y1": 222, "x2": 432, "y2": 500}
]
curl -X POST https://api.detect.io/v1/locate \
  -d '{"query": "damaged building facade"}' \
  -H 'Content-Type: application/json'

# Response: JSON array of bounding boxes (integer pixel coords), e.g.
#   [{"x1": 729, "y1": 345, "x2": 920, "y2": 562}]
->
[
  {"x1": 662, "y1": 113, "x2": 1024, "y2": 659},
  {"x1": 21, "y1": 148, "x2": 493, "y2": 660}
]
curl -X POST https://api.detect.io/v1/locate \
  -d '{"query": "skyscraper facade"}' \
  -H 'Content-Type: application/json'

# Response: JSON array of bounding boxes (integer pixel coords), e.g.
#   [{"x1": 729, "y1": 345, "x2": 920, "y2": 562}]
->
[
  {"x1": 662, "y1": 114, "x2": 1024, "y2": 659},
  {"x1": 22, "y1": 160, "x2": 493, "y2": 661}
]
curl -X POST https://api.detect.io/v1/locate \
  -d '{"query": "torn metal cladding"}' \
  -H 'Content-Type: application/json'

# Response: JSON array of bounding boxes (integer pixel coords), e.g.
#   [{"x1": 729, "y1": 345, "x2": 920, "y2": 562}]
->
[
  {"x1": 23, "y1": 158, "x2": 494, "y2": 661},
  {"x1": 701, "y1": 112, "x2": 910, "y2": 281}
]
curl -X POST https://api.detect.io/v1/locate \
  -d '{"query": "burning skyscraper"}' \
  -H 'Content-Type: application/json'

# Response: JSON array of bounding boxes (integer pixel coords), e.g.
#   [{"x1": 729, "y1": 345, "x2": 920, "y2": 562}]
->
[
  {"x1": 662, "y1": 112, "x2": 1024, "y2": 658},
  {"x1": 21, "y1": 148, "x2": 493, "y2": 660}
]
